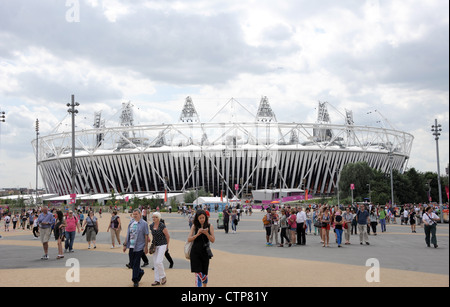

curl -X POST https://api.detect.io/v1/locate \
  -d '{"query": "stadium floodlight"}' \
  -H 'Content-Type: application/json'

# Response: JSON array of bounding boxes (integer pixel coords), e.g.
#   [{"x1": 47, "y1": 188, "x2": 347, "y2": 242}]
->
[{"x1": 431, "y1": 119, "x2": 443, "y2": 223}]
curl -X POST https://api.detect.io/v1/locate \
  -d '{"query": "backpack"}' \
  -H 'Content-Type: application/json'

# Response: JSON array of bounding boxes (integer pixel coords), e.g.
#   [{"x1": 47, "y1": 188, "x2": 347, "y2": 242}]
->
[{"x1": 262, "y1": 214, "x2": 270, "y2": 226}]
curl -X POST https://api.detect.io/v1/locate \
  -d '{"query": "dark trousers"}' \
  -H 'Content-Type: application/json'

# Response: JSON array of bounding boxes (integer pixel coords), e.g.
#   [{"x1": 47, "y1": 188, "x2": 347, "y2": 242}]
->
[
  {"x1": 297, "y1": 222, "x2": 306, "y2": 245},
  {"x1": 424, "y1": 224, "x2": 437, "y2": 246},
  {"x1": 280, "y1": 228, "x2": 290, "y2": 244},
  {"x1": 33, "y1": 226, "x2": 39, "y2": 238},
  {"x1": 129, "y1": 249, "x2": 144, "y2": 282},
  {"x1": 224, "y1": 220, "x2": 229, "y2": 233}
]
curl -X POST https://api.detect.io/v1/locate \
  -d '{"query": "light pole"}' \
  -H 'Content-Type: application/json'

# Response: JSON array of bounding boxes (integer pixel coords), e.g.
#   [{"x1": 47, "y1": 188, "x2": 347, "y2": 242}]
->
[
  {"x1": 367, "y1": 183, "x2": 371, "y2": 204},
  {"x1": 431, "y1": 119, "x2": 443, "y2": 223},
  {"x1": 389, "y1": 151, "x2": 395, "y2": 209},
  {"x1": 67, "y1": 95, "x2": 79, "y2": 210},
  {"x1": 35, "y1": 119, "x2": 40, "y2": 205},
  {"x1": 0, "y1": 110, "x2": 5, "y2": 149}
]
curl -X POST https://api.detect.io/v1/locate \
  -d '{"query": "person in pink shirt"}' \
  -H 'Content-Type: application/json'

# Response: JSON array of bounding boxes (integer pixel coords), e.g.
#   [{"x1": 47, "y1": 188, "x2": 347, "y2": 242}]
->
[{"x1": 65, "y1": 210, "x2": 81, "y2": 253}]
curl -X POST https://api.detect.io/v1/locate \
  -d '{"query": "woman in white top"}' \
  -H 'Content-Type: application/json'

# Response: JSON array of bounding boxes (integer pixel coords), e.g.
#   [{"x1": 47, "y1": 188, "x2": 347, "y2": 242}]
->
[{"x1": 422, "y1": 206, "x2": 440, "y2": 248}]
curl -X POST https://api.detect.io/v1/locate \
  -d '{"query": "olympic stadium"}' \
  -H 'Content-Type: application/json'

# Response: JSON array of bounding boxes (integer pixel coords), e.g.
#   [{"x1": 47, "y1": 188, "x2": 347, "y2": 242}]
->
[{"x1": 32, "y1": 97, "x2": 414, "y2": 199}]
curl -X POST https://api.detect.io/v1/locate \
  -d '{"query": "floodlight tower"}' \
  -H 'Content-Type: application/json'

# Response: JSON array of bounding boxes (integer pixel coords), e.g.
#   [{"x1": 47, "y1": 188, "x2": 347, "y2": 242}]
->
[{"x1": 431, "y1": 119, "x2": 443, "y2": 223}]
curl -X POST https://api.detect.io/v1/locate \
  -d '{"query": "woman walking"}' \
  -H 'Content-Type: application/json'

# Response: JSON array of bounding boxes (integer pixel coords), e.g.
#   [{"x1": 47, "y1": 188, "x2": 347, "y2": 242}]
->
[
  {"x1": 409, "y1": 210, "x2": 416, "y2": 233},
  {"x1": 54, "y1": 210, "x2": 67, "y2": 259},
  {"x1": 82, "y1": 211, "x2": 98, "y2": 249},
  {"x1": 320, "y1": 207, "x2": 331, "y2": 247},
  {"x1": 231, "y1": 208, "x2": 238, "y2": 233},
  {"x1": 334, "y1": 209, "x2": 344, "y2": 247},
  {"x1": 369, "y1": 207, "x2": 378, "y2": 236},
  {"x1": 187, "y1": 210, "x2": 215, "y2": 287},
  {"x1": 149, "y1": 212, "x2": 170, "y2": 286},
  {"x1": 107, "y1": 211, "x2": 122, "y2": 248},
  {"x1": 423, "y1": 206, "x2": 439, "y2": 248}
]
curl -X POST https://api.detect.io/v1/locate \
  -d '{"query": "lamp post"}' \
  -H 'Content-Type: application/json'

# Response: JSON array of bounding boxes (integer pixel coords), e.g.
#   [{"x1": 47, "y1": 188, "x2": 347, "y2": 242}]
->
[
  {"x1": 67, "y1": 95, "x2": 79, "y2": 210},
  {"x1": 431, "y1": 119, "x2": 443, "y2": 223},
  {"x1": 35, "y1": 119, "x2": 40, "y2": 205},
  {"x1": 0, "y1": 110, "x2": 5, "y2": 148},
  {"x1": 389, "y1": 151, "x2": 395, "y2": 209}
]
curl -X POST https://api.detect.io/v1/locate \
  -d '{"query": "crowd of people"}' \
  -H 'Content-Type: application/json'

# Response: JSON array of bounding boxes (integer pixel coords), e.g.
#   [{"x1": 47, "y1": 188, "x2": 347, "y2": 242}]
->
[
  {"x1": 255, "y1": 202, "x2": 443, "y2": 249},
  {"x1": 0, "y1": 201, "x2": 444, "y2": 287}
]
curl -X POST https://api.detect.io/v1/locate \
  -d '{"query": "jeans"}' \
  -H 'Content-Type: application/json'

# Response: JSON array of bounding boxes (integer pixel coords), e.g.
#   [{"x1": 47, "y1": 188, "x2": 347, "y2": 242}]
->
[
  {"x1": 129, "y1": 248, "x2": 144, "y2": 282},
  {"x1": 380, "y1": 219, "x2": 386, "y2": 232},
  {"x1": 335, "y1": 228, "x2": 343, "y2": 245},
  {"x1": 306, "y1": 220, "x2": 312, "y2": 233},
  {"x1": 64, "y1": 231, "x2": 76, "y2": 251},
  {"x1": 231, "y1": 220, "x2": 237, "y2": 232},
  {"x1": 424, "y1": 224, "x2": 437, "y2": 246}
]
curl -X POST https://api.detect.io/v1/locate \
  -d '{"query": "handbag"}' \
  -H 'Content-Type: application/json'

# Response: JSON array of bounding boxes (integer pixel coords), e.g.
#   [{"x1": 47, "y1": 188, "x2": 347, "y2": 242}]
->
[
  {"x1": 184, "y1": 241, "x2": 193, "y2": 260},
  {"x1": 343, "y1": 221, "x2": 348, "y2": 229},
  {"x1": 149, "y1": 240, "x2": 156, "y2": 254}
]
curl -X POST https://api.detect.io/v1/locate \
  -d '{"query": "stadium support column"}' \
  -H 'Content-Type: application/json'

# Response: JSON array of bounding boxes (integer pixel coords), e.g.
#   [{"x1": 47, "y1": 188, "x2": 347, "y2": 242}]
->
[{"x1": 67, "y1": 95, "x2": 79, "y2": 211}]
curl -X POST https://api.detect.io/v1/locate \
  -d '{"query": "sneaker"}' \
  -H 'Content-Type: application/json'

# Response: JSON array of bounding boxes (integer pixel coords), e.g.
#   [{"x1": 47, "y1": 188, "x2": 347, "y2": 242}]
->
[
  {"x1": 41, "y1": 255, "x2": 49, "y2": 260},
  {"x1": 366, "y1": 242, "x2": 370, "y2": 245}
]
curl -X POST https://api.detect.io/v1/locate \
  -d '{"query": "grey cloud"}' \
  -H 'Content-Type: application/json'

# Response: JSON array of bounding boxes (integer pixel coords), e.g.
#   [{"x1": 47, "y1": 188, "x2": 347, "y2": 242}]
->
[{"x1": 1, "y1": 0, "x2": 297, "y2": 87}]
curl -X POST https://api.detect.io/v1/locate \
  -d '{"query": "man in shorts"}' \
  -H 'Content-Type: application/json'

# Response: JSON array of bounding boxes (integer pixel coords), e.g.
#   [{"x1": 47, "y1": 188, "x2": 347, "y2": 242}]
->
[{"x1": 37, "y1": 207, "x2": 55, "y2": 260}]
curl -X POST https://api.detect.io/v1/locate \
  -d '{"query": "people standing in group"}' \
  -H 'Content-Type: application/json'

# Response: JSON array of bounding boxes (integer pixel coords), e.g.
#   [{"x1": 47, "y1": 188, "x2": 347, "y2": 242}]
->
[
  {"x1": 37, "y1": 206, "x2": 55, "y2": 260},
  {"x1": 342, "y1": 207, "x2": 353, "y2": 245},
  {"x1": 54, "y1": 210, "x2": 67, "y2": 259},
  {"x1": 123, "y1": 209, "x2": 149, "y2": 287},
  {"x1": 279, "y1": 208, "x2": 291, "y2": 247},
  {"x1": 356, "y1": 204, "x2": 370, "y2": 245},
  {"x1": 188, "y1": 209, "x2": 215, "y2": 287},
  {"x1": 423, "y1": 206, "x2": 439, "y2": 248},
  {"x1": 320, "y1": 206, "x2": 331, "y2": 247},
  {"x1": 296, "y1": 207, "x2": 307, "y2": 245},
  {"x1": 107, "y1": 211, "x2": 122, "y2": 248},
  {"x1": 82, "y1": 211, "x2": 98, "y2": 249},
  {"x1": 149, "y1": 212, "x2": 170, "y2": 286},
  {"x1": 64, "y1": 210, "x2": 81, "y2": 253}
]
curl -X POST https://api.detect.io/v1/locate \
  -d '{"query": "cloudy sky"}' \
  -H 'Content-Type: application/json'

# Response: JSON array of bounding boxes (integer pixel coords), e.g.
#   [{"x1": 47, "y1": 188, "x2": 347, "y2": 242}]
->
[{"x1": 0, "y1": 0, "x2": 448, "y2": 189}]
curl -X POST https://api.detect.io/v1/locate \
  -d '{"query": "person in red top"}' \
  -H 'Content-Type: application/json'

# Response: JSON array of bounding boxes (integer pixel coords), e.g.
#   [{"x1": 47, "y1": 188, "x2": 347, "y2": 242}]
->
[{"x1": 64, "y1": 210, "x2": 81, "y2": 253}]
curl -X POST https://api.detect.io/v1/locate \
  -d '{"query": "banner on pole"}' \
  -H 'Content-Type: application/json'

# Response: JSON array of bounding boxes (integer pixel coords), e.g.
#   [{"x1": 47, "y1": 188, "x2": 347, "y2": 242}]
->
[{"x1": 350, "y1": 184, "x2": 355, "y2": 190}]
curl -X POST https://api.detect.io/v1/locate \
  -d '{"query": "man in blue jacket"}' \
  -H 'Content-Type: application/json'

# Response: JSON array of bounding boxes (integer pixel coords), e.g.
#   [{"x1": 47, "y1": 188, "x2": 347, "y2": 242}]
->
[
  {"x1": 123, "y1": 209, "x2": 149, "y2": 287},
  {"x1": 356, "y1": 204, "x2": 370, "y2": 245}
]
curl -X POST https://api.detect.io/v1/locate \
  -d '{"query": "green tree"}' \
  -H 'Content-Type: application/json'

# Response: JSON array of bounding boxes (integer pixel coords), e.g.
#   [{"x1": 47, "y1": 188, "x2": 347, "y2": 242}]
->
[{"x1": 339, "y1": 162, "x2": 374, "y2": 202}]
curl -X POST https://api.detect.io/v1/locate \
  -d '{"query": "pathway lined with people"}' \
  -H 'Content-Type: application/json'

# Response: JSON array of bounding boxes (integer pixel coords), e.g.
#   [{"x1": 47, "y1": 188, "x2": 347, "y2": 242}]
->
[{"x1": 1, "y1": 209, "x2": 448, "y2": 287}]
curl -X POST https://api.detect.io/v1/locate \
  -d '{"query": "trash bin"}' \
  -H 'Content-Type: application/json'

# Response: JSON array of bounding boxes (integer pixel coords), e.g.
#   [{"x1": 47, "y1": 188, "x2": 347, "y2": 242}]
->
[{"x1": 217, "y1": 212, "x2": 224, "y2": 229}]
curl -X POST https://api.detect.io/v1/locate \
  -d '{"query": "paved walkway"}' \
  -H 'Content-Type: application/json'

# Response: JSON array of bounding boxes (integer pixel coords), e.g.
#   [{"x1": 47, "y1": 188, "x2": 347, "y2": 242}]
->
[{"x1": 0, "y1": 211, "x2": 448, "y2": 287}]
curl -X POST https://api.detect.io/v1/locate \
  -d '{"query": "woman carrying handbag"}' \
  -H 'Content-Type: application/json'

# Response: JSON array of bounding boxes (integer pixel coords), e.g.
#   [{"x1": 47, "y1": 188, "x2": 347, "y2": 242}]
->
[{"x1": 187, "y1": 210, "x2": 215, "y2": 287}]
